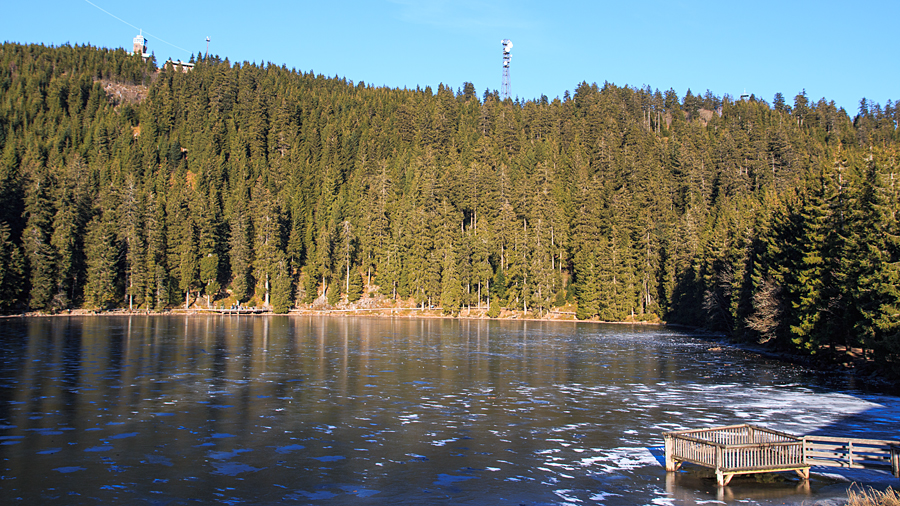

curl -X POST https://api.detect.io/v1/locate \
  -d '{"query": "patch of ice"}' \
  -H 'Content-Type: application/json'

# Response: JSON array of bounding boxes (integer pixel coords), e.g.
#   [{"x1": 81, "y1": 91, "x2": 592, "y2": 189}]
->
[
  {"x1": 312, "y1": 455, "x2": 345, "y2": 462},
  {"x1": 579, "y1": 447, "x2": 659, "y2": 474},
  {"x1": 145, "y1": 455, "x2": 173, "y2": 466},
  {"x1": 84, "y1": 445, "x2": 113, "y2": 452},
  {"x1": 274, "y1": 444, "x2": 305, "y2": 454},
  {"x1": 433, "y1": 474, "x2": 476, "y2": 486},
  {"x1": 553, "y1": 489, "x2": 582, "y2": 503},
  {"x1": 812, "y1": 471, "x2": 852, "y2": 482},
  {"x1": 54, "y1": 466, "x2": 86, "y2": 473},
  {"x1": 108, "y1": 432, "x2": 138, "y2": 439},
  {"x1": 284, "y1": 490, "x2": 336, "y2": 500},
  {"x1": 431, "y1": 438, "x2": 458, "y2": 447},
  {"x1": 209, "y1": 449, "x2": 252, "y2": 460}
]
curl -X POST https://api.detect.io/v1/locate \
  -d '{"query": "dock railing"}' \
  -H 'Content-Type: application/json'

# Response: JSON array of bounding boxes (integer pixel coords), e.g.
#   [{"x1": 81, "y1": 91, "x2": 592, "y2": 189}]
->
[
  {"x1": 664, "y1": 424, "x2": 808, "y2": 486},
  {"x1": 803, "y1": 435, "x2": 900, "y2": 478},
  {"x1": 664, "y1": 424, "x2": 900, "y2": 486}
]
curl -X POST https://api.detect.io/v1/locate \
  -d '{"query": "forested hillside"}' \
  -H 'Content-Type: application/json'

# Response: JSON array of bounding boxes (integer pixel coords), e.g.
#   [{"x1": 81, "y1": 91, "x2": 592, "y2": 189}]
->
[{"x1": 0, "y1": 43, "x2": 898, "y2": 375}]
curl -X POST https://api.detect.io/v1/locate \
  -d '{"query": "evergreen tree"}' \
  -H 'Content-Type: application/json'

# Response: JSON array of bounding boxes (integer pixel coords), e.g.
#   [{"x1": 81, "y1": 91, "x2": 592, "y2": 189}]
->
[
  {"x1": 22, "y1": 158, "x2": 56, "y2": 310},
  {"x1": 83, "y1": 214, "x2": 119, "y2": 309},
  {"x1": 271, "y1": 259, "x2": 293, "y2": 313},
  {"x1": 347, "y1": 265, "x2": 364, "y2": 303},
  {"x1": 200, "y1": 253, "x2": 220, "y2": 307},
  {"x1": 574, "y1": 247, "x2": 599, "y2": 320},
  {"x1": 0, "y1": 222, "x2": 25, "y2": 309},
  {"x1": 788, "y1": 168, "x2": 839, "y2": 354},
  {"x1": 229, "y1": 203, "x2": 253, "y2": 303}
]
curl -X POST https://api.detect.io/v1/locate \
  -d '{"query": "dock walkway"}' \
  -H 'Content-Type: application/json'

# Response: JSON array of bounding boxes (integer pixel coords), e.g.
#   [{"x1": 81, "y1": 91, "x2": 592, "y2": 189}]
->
[
  {"x1": 197, "y1": 308, "x2": 269, "y2": 315},
  {"x1": 663, "y1": 424, "x2": 899, "y2": 486}
]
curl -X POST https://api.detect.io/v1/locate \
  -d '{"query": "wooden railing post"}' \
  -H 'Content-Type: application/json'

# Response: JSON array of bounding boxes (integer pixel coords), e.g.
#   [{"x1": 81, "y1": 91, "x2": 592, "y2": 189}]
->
[
  {"x1": 664, "y1": 434, "x2": 676, "y2": 472},
  {"x1": 891, "y1": 444, "x2": 899, "y2": 479}
]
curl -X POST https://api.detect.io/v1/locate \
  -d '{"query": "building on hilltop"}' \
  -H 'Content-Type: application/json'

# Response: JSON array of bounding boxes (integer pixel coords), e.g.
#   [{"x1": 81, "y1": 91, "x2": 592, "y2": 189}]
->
[
  {"x1": 131, "y1": 32, "x2": 194, "y2": 72},
  {"x1": 133, "y1": 32, "x2": 148, "y2": 58}
]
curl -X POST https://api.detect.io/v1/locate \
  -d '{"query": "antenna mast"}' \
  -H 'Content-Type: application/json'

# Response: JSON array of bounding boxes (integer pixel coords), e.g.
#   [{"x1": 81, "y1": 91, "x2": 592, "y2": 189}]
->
[
  {"x1": 205, "y1": 36, "x2": 210, "y2": 59},
  {"x1": 501, "y1": 39, "x2": 512, "y2": 100}
]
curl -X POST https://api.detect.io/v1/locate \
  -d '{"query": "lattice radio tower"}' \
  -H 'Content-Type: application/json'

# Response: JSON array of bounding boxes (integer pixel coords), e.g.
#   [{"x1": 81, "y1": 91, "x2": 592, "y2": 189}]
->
[{"x1": 501, "y1": 39, "x2": 513, "y2": 100}]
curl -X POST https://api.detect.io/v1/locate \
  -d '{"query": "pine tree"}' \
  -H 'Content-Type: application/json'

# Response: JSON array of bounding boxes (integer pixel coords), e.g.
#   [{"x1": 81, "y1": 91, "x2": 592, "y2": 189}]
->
[
  {"x1": 339, "y1": 219, "x2": 355, "y2": 302},
  {"x1": 0, "y1": 222, "x2": 25, "y2": 309},
  {"x1": 118, "y1": 175, "x2": 145, "y2": 310},
  {"x1": 271, "y1": 259, "x2": 293, "y2": 313},
  {"x1": 347, "y1": 265, "x2": 364, "y2": 303},
  {"x1": 22, "y1": 158, "x2": 56, "y2": 310},
  {"x1": 200, "y1": 253, "x2": 220, "y2": 307},
  {"x1": 788, "y1": 168, "x2": 839, "y2": 354},
  {"x1": 252, "y1": 178, "x2": 284, "y2": 307},
  {"x1": 440, "y1": 241, "x2": 462, "y2": 315},
  {"x1": 229, "y1": 203, "x2": 253, "y2": 303},
  {"x1": 83, "y1": 214, "x2": 119, "y2": 309},
  {"x1": 574, "y1": 247, "x2": 600, "y2": 320}
]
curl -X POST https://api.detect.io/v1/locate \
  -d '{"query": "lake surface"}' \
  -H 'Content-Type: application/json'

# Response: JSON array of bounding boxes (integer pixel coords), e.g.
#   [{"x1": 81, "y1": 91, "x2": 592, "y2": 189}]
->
[{"x1": 1, "y1": 316, "x2": 898, "y2": 505}]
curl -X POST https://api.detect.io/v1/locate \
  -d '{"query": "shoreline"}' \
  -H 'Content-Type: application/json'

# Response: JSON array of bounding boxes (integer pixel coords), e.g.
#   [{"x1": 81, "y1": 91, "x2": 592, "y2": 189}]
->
[
  {"x1": 0, "y1": 306, "x2": 666, "y2": 326},
  {"x1": 2, "y1": 307, "x2": 896, "y2": 392}
]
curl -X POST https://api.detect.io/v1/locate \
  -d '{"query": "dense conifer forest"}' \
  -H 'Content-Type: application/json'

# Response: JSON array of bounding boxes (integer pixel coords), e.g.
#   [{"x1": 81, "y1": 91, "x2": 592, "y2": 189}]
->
[{"x1": 1, "y1": 43, "x2": 898, "y2": 377}]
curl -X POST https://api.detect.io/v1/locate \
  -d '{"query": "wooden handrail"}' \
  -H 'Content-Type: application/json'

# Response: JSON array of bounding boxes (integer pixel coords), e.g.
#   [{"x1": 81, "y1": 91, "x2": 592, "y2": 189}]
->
[
  {"x1": 664, "y1": 425, "x2": 900, "y2": 485},
  {"x1": 803, "y1": 435, "x2": 900, "y2": 478}
]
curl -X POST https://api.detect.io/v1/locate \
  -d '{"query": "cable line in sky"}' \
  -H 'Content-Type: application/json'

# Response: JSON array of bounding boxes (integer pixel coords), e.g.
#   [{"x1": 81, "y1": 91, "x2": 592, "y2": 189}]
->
[{"x1": 83, "y1": 0, "x2": 190, "y2": 55}]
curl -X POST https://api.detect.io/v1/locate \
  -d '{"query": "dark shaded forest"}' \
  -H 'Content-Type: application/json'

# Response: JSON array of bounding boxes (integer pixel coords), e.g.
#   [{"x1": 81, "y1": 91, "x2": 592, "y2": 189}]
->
[{"x1": 0, "y1": 43, "x2": 898, "y2": 377}]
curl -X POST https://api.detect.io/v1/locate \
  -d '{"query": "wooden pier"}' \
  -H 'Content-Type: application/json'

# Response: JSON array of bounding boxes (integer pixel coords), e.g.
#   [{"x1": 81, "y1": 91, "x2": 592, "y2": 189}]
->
[
  {"x1": 664, "y1": 424, "x2": 900, "y2": 486},
  {"x1": 197, "y1": 308, "x2": 269, "y2": 315}
]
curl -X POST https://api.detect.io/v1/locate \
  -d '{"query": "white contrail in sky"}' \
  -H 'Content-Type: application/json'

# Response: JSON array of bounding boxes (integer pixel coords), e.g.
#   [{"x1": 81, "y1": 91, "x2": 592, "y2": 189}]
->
[{"x1": 83, "y1": 0, "x2": 191, "y2": 55}]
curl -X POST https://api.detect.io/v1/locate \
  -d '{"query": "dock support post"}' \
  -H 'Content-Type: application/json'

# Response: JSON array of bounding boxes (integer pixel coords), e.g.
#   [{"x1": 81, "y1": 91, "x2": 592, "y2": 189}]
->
[
  {"x1": 664, "y1": 434, "x2": 676, "y2": 471},
  {"x1": 664, "y1": 434, "x2": 682, "y2": 472},
  {"x1": 716, "y1": 470, "x2": 733, "y2": 487},
  {"x1": 891, "y1": 445, "x2": 899, "y2": 478}
]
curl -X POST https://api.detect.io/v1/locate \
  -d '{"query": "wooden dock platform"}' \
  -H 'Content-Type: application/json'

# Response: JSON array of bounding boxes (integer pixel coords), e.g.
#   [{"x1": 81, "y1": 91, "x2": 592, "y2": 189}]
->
[
  {"x1": 664, "y1": 424, "x2": 900, "y2": 486},
  {"x1": 664, "y1": 424, "x2": 808, "y2": 486}
]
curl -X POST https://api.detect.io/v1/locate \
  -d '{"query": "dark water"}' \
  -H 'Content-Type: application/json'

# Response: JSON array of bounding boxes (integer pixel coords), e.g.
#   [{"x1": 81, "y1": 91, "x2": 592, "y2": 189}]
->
[{"x1": 0, "y1": 316, "x2": 897, "y2": 505}]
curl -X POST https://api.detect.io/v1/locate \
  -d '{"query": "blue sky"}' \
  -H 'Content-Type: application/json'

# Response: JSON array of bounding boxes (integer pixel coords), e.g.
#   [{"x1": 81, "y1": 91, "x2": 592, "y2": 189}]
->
[{"x1": 3, "y1": 1, "x2": 897, "y2": 114}]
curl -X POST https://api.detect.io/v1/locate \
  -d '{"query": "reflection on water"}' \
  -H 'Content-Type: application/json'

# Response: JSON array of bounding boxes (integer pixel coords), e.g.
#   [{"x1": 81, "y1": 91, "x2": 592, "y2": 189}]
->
[{"x1": 0, "y1": 316, "x2": 897, "y2": 505}]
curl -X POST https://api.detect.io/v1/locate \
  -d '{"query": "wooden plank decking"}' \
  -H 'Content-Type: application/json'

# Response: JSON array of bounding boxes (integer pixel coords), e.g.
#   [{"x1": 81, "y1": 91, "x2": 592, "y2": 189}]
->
[{"x1": 664, "y1": 424, "x2": 900, "y2": 486}]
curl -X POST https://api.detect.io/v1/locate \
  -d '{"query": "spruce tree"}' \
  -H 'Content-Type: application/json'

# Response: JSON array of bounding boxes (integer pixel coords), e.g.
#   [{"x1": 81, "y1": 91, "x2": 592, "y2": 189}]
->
[
  {"x1": 0, "y1": 222, "x2": 25, "y2": 309},
  {"x1": 22, "y1": 159, "x2": 56, "y2": 310},
  {"x1": 83, "y1": 214, "x2": 119, "y2": 309},
  {"x1": 271, "y1": 259, "x2": 293, "y2": 313}
]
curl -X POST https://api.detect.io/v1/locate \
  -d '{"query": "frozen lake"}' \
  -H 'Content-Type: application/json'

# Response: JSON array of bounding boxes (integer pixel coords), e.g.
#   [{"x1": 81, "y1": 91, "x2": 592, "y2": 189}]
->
[{"x1": 0, "y1": 315, "x2": 897, "y2": 505}]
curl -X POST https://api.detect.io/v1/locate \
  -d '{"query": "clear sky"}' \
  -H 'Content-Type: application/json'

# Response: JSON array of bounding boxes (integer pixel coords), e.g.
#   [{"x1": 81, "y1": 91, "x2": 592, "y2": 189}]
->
[{"x1": 3, "y1": 0, "x2": 897, "y2": 114}]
